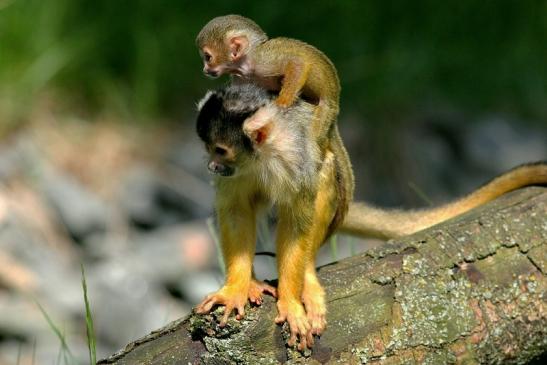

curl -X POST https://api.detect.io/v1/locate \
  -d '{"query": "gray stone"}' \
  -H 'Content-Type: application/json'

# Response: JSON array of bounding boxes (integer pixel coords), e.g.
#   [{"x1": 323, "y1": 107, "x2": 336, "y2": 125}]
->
[{"x1": 41, "y1": 169, "x2": 109, "y2": 243}]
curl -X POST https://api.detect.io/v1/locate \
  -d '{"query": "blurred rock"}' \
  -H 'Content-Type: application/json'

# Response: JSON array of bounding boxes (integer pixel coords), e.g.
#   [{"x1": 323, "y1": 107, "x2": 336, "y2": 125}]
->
[
  {"x1": 465, "y1": 116, "x2": 547, "y2": 172},
  {"x1": 0, "y1": 132, "x2": 40, "y2": 183},
  {"x1": 120, "y1": 166, "x2": 211, "y2": 230},
  {"x1": 129, "y1": 223, "x2": 215, "y2": 281},
  {"x1": 178, "y1": 271, "x2": 222, "y2": 305},
  {"x1": 41, "y1": 170, "x2": 109, "y2": 244},
  {"x1": 164, "y1": 134, "x2": 209, "y2": 179},
  {"x1": 86, "y1": 261, "x2": 188, "y2": 350}
]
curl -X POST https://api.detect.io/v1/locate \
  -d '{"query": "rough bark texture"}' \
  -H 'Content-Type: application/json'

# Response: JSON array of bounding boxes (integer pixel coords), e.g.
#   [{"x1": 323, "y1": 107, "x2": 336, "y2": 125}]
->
[{"x1": 99, "y1": 187, "x2": 547, "y2": 365}]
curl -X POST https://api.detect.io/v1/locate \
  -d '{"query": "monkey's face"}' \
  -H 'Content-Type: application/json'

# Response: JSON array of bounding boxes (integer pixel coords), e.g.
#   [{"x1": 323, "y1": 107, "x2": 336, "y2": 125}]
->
[
  {"x1": 199, "y1": 45, "x2": 230, "y2": 79},
  {"x1": 196, "y1": 85, "x2": 272, "y2": 177},
  {"x1": 199, "y1": 34, "x2": 250, "y2": 78}
]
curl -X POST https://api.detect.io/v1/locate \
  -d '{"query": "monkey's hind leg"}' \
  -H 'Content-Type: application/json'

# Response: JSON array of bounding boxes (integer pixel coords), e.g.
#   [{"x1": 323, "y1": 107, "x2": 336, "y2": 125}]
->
[
  {"x1": 301, "y1": 150, "x2": 338, "y2": 336},
  {"x1": 302, "y1": 265, "x2": 327, "y2": 335},
  {"x1": 248, "y1": 275, "x2": 277, "y2": 305},
  {"x1": 274, "y1": 209, "x2": 314, "y2": 350},
  {"x1": 275, "y1": 151, "x2": 338, "y2": 349}
]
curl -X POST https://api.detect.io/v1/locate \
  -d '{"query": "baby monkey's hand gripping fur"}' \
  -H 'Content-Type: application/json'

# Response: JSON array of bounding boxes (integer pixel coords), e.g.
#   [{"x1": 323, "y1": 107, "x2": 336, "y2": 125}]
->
[
  {"x1": 194, "y1": 84, "x2": 353, "y2": 350},
  {"x1": 194, "y1": 84, "x2": 547, "y2": 350},
  {"x1": 196, "y1": 14, "x2": 340, "y2": 147}
]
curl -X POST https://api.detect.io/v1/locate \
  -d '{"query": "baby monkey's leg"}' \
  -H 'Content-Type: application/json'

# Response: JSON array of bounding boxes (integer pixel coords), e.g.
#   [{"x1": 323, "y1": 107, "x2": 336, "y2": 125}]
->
[{"x1": 311, "y1": 100, "x2": 338, "y2": 149}]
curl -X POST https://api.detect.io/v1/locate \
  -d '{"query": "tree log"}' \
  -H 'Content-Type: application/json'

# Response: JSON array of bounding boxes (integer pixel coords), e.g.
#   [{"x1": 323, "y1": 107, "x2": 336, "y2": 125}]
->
[{"x1": 99, "y1": 187, "x2": 547, "y2": 364}]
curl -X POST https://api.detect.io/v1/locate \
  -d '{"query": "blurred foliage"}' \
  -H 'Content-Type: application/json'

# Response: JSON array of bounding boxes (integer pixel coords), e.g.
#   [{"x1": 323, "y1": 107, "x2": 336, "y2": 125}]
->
[{"x1": 1, "y1": 0, "x2": 546, "y2": 123}]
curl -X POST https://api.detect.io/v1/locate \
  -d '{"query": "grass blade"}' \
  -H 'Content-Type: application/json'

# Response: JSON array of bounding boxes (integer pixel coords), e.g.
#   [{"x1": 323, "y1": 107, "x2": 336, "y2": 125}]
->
[
  {"x1": 16, "y1": 341, "x2": 22, "y2": 365},
  {"x1": 408, "y1": 181, "x2": 433, "y2": 206},
  {"x1": 31, "y1": 337, "x2": 36, "y2": 365},
  {"x1": 81, "y1": 264, "x2": 97, "y2": 365},
  {"x1": 206, "y1": 217, "x2": 225, "y2": 275},
  {"x1": 329, "y1": 235, "x2": 338, "y2": 261},
  {"x1": 35, "y1": 301, "x2": 75, "y2": 362}
]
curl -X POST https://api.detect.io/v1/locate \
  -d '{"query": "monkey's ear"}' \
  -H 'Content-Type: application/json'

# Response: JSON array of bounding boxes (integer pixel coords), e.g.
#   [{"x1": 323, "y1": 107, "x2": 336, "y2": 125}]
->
[
  {"x1": 243, "y1": 106, "x2": 276, "y2": 145},
  {"x1": 228, "y1": 35, "x2": 249, "y2": 60},
  {"x1": 246, "y1": 121, "x2": 272, "y2": 146}
]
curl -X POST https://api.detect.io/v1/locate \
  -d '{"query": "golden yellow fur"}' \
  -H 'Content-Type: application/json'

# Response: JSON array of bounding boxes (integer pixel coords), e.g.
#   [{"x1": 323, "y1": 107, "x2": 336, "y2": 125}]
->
[
  {"x1": 194, "y1": 81, "x2": 547, "y2": 352},
  {"x1": 194, "y1": 84, "x2": 351, "y2": 349},
  {"x1": 341, "y1": 162, "x2": 547, "y2": 239}
]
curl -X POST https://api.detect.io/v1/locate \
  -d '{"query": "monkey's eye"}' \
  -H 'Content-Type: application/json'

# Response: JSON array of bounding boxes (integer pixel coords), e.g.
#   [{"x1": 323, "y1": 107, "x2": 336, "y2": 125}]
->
[
  {"x1": 214, "y1": 146, "x2": 228, "y2": 156},
  {"x1": 203, "y1": 52, "x2": 212, "y2": 63}
]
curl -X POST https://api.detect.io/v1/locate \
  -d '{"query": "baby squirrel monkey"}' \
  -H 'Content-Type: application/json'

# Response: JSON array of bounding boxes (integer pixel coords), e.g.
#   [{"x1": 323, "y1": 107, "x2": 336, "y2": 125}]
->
[
  {"x1": 194, "y1": 83, "x2": 547, "y2": 350},
  {"x1": 196, "y1": 14, "x2": 340, "y2": 147}
]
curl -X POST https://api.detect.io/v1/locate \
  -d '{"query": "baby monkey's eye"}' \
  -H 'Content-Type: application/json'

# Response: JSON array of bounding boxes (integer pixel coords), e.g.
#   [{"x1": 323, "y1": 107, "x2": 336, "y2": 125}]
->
[{"x1": 203, "y1": 52, "x2": 212, "y2": 63}]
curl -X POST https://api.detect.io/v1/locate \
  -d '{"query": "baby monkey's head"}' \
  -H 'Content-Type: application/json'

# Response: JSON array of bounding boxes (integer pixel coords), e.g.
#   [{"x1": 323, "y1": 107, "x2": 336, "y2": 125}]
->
[
  {"x1": 196, "y1": 15, "x2": 267, "y2": 78},
  {"x1": 196, "y1": 84, "x2": 279, "y2": 177}
]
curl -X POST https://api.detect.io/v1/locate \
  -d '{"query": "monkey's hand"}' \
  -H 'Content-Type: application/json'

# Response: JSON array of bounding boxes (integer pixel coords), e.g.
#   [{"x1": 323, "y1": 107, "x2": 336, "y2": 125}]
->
[
  {"x1": 195, "y1": 279, "x2": 276, "y2": 326},
  {"x1": 195, "y1": 285, "x2": 248, "y2": 326},
  {"x1": 275, "y1": 299, "x2": 313, "y2": 350}
]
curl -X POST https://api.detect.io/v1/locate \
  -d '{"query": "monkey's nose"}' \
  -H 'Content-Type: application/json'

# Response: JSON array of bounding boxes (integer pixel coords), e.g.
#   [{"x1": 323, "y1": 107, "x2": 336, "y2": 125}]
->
[{"x1": 208, "y1": 160, "x2": 225, "y2": 174}]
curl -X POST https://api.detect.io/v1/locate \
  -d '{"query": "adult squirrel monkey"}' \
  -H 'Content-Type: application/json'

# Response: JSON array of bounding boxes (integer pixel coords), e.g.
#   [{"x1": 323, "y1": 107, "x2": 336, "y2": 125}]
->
[
  {"x1": 193, "y1": 83, "x2": 547, "y2": 349},
  {"x1": 196, "y1": 14, "x2": 339, "y2": 147}
]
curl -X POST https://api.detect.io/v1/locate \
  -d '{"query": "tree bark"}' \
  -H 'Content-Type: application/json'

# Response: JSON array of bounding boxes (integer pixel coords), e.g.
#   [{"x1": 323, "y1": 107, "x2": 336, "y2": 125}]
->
[{"x1": 98, "y1": 187, "x2": 547, "y2": 365}]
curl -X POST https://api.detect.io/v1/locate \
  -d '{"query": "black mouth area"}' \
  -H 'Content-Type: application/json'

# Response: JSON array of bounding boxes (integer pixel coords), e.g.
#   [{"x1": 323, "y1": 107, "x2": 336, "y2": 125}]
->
[
  {"x1": 204, "y1": 70, "x2": 219, "y2": 78},
  {"x1": 216, "y1": 168, "x2": 234, "y2": 177},
  {"x1": 208, "y1": 164, "x2": 235, "y2": 177}
]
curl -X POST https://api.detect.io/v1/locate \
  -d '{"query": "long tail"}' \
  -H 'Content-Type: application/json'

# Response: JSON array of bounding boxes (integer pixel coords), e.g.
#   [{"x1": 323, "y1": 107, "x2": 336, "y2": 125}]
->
[{"x1": 339, "y1": 162, "x2": 547, "y2": 239}]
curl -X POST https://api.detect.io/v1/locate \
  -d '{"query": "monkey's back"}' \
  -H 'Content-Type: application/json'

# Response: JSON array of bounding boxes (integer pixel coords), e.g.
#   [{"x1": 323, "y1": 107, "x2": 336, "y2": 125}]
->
[{"x1": 253, "y1": 37, "x2": 340, "y2": 104}]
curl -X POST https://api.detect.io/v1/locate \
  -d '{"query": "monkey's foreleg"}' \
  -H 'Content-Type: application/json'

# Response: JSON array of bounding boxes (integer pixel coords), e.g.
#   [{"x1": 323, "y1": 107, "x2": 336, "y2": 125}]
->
[
  {"x1": 276, "y1": 60, "x2": 310, "y2": 107},
  {"x1": 195, "y1": 197, "x2": 272, "y2": 325}
]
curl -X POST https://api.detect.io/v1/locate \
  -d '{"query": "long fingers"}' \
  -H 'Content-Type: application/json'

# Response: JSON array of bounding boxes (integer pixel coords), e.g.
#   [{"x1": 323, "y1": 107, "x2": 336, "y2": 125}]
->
[
  {"x1": 195, "y1": 294, "x2": 216, "y2": 314},
  {"x1": 219, "y1": 304, "x2": 234, "y2": 327}
]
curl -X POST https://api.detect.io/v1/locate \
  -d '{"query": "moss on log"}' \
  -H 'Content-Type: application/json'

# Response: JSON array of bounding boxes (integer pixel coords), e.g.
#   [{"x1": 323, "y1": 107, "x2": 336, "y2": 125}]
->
[{"x1": 99, "y1": 187, "x2": 547, "y2": 364}]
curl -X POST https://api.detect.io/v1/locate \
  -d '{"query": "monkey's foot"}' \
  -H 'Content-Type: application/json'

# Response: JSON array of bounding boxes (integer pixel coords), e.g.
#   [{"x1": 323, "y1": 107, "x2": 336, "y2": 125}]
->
[
  {"x1": 195, "y1": 285, "x2": 248, "y2": 326},
  {"x1": 275, "y1": 300, "x2": 313, "y2": 350},
  {"x1": 248, "y1": 278, "x2": 277, "y2": 305},
  {"x1": 302, "y1": 290, "x2": 327, "y2": 336}
]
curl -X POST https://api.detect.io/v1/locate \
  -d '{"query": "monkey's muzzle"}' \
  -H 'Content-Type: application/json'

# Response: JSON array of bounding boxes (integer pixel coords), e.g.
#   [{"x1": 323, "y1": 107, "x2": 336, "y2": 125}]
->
[
  {"x1": 204, "y1": 69, "x2": 219, "y2": 78},
  {"x1": 208, "y1": 160, "x2": 234, "y2": 177}
]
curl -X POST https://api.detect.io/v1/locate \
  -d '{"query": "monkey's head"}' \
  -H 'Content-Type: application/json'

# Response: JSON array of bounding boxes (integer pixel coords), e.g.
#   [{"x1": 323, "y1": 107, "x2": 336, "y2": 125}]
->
[
  {"x1": 196, "y1": 84, "x2": 277, "y2": 177},
  {"x1": 196, "y1": 15, "x2": 268, "y2": 78}
]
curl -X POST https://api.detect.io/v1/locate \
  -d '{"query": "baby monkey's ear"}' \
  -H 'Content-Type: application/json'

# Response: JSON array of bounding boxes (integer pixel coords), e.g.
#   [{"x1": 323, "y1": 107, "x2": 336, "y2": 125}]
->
[
  {"x1": 243, "y1": 105, "x2": 276, "y2": 145},
  {"x1": 226, "y1": 33, "x2": 249, "y2": 60}
]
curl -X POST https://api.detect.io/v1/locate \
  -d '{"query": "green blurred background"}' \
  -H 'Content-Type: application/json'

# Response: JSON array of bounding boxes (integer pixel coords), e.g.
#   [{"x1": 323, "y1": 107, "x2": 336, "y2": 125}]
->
[{"x1": 2, "y1": 0, "x2": 546, "y2": 124}]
